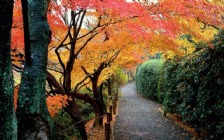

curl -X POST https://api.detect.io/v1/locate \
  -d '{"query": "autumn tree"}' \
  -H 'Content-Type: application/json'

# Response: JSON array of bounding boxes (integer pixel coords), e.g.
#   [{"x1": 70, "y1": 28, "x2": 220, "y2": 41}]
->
[
  {"x1": 47, "y1": 1, "x2": 136, "y2": 128},
  {"x1": 0, "y1": 1, "x2": 17, "y2": 139},
  {"x1": 46, "y1": 3, "x2": 135, "y2": 138}
]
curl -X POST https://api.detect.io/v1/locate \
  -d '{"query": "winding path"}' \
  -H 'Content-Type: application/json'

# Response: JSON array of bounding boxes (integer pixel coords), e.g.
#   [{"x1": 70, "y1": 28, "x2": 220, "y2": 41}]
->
[{"x1": 113, "y1": 82, "x2": 192, "y2": 140}]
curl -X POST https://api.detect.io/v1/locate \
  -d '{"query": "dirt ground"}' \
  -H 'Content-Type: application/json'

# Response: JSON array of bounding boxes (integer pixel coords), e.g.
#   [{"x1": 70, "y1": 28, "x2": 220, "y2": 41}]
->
[{"x1": 87, "y1": 114, "x2": 117, "y2": 140}]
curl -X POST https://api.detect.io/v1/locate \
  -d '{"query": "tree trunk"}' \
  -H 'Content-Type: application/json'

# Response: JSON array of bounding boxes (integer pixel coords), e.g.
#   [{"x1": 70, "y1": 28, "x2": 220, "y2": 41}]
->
[
  {"x1": 64, "y1": 98, "x2": 87, "y2": 140},
  {"x1": 16, "y1": 1, "x2": 55, "y2": 139},
  {"x1": 0, "y1": 1, "x2": 17, "y2": 139},
  {"x1": 98, "y1": 83, "x2": 106, "y2": 125},
  {"x1": 92, "y1": 76, "x2": 105, "y2": 126}
]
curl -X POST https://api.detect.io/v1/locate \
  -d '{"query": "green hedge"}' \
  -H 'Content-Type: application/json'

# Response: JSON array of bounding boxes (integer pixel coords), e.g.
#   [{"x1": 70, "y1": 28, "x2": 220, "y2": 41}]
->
[
  {"x1": 136, "y1": 59, "x2": 164, "y2": 100},
  {"x1": 159, "y1": 31, "x2": 224, "y2": 139},
  {"x1": 136, "y1": 31, "x2": 224, "y2": 139}
]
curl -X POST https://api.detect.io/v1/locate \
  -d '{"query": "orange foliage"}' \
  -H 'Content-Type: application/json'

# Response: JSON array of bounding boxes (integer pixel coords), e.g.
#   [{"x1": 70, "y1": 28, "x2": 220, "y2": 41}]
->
[
  {"x1": 14, "y1": 85, "x2": 19, "y2": 110},
  {"x1": 46, "y1": 94, "x2": 72, "y2": 117},
  {"x1": 11, "y1": 0, "x2": 24, "y2": 52}
]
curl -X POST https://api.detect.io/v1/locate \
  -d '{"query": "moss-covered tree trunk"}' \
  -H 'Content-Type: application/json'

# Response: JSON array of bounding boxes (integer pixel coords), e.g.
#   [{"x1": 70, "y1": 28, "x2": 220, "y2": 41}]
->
[
  {"x1": 0, "y1": 1, "x2": 17, "y2": 139},
  {"x1": 16, "y1": 0, "x2": 55, "y2": 139}
]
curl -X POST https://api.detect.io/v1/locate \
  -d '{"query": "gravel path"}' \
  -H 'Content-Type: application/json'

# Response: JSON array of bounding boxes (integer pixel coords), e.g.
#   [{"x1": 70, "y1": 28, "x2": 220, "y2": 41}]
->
[{"x1": 113, "y1": 82, "x2": 192, "y2": 140}]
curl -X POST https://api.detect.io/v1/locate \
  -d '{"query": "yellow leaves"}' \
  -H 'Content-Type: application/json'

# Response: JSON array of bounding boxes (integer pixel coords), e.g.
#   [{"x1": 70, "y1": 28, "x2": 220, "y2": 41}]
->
[
  {"x1": 99, "y1": 64, "x2": 117, "y2": 83},
  {"x1": 161, "y1": 51, "x2": 176, "y2": 60},
  {"x1": 180, "y1": 18, "x2": 218, "y2": 42},
  {"x1": 210, "y1": 0, "x2": 224, "y2": 6},
  {"x1": 176, "y1": 38, "x2": 195, "y2": 55},
  {"x1": 68, "y1": 30, "x2": 135, "y2": 88},
  {"x1": 172, "y1": 17, "x2": 219, "y2": 56},
  {"x1": 199, "y1": 26, "x2": 219, "y2": 41}
]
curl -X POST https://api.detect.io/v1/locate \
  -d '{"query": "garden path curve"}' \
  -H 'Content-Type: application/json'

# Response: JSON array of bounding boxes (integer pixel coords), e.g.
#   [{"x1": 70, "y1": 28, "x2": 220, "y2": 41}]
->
[{"x1": 113, "y1": 82, "x2": 192, "y2": 140}]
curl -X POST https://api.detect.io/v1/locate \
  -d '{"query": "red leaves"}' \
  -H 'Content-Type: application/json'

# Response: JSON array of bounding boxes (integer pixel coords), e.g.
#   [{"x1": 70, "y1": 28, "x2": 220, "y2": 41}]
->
[
  {"x1": 12, "y1": 0, "x2": 223, "y2": 51},
  {"x1": 158, "y1": 0, "x2": 224, "y2": 28}
]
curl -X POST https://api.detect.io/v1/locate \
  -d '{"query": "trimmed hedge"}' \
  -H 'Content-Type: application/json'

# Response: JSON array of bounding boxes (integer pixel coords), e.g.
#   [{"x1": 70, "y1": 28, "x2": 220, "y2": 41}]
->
[
  {"x1": 136, "y1": 31, "x2": 224, "y2": 139},
  {"x1": 136, "y1": 59, "x2": 164, "y2": 100},
  {"x1": 159, "y1": 31, "x2": 224, "y2": 139}
]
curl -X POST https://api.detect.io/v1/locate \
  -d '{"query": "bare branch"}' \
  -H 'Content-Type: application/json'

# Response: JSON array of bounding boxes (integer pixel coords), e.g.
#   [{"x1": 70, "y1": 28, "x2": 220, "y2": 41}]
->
[{"x1": 197, "y1": 18, "x2": 221, "y2": 30}]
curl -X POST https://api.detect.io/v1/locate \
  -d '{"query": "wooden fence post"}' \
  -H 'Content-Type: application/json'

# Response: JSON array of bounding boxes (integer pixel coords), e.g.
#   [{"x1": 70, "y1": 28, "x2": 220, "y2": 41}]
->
[
  {"x1": 113, "y1": 100, "x2": 117, "y2": 115},
  {"x1": 107, "y1": 112, "x2": 112, "y2": 123},
  {"x1": 105, "y1": 122, "x2": 110, "y2": 140},
  {"x1": 109, "y1": 105, "x2": 113, "y2": 121}
]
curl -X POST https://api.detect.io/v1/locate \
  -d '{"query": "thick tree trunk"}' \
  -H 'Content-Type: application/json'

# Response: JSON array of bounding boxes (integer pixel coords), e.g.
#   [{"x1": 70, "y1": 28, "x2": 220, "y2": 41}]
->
[
  {"x1": 16, "y1": 1, "x2": 55, "y2": 139},
  {"x1": 0, "y1": 1, "x2": 17, "y2": 139}
]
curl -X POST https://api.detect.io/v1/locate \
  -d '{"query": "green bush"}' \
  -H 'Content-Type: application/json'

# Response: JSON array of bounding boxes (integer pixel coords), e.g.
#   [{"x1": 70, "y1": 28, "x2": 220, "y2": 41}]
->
[
  {"x1": 52, "y1": 110, "x2": 81, "y2": 140},
  {"x1": 136, "y1": 59, "x2": 164, "y2": 100},
  {"x1": 77, "y1": 100, "x2": 95, "y2": 122},
  {"x1": 158, "y1": 31, "x2": 224, "y2": 139},
  {"x1": 158, "y1": 59, "x2": 181, "y2": 111},
  {"x1": 52, "y1": 101, "x2": 94, "y2": 139}
]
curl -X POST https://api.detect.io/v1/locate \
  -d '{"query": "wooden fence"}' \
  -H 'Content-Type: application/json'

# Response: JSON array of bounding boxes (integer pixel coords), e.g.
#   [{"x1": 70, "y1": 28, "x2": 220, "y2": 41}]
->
[{"x1": 105, "y1": 92, "x2": 119, "y2": 140}]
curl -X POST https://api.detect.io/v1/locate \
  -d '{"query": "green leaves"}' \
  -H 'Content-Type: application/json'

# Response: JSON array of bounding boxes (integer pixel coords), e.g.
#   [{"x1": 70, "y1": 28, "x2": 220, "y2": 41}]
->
[
  {"x1": 136, "y1": 59, "x2": 164, "y2": 100},
  {"x1": 158, "y1": 30, "x2": 224, "y2": 139}
]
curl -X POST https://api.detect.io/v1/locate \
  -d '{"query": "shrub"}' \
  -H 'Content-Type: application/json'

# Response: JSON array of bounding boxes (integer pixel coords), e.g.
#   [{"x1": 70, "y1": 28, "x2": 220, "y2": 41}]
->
[
  {"x1": 158, "y1": 30, "x2": 224, "y2": 139},
  {"x1": 136, "y1": 59, "x2": 164, "y2": 100},
  {"x1": 52, "y1": 101, "x2": 94, "y2": 139},
  {"x1": 52, "y1": 110, "x2": 81, "y2": 140},
  {"x1": 158, "y1": 59, "x2": 181, "y2": 111}
]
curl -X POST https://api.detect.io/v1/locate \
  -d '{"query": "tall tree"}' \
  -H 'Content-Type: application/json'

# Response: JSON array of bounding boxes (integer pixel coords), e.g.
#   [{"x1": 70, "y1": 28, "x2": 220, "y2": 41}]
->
[
  {"x1": 0, "y1": 1, "x2": 17, "y2": 139},
  {"x1": 16, "y1": 0, "x2": 55, "y2": 139}
]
